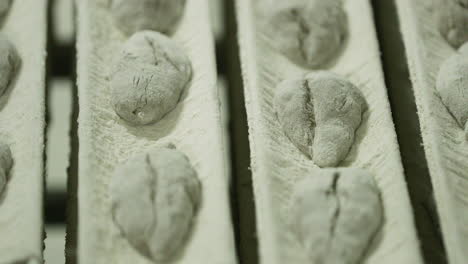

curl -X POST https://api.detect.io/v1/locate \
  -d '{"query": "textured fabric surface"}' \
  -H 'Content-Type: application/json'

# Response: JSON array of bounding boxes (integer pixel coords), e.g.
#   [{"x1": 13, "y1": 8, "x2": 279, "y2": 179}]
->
[
  {"x1": 395, "y1": 0, "x2": 468, "y2": 263},
  {"x1": 235, "y1": 0, "x2": 424, "y2": 263},
  {"x1": 76, "y1": 0, "x2": 237, "y2": 263},
  {"x1": 0, "y1": 0, "x2": 46, "y2": 262}
]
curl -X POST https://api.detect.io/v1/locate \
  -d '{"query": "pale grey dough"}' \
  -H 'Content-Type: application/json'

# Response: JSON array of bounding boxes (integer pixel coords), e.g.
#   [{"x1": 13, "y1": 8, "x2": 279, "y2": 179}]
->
[
  {"x1": 267, "y1": 0, "x2": 347, "y2": 69},
  {"x1": 274, "y1": 71, "x2": 366, "y2": 167},
  {"x1": 0, "y1": 142, "x2": 12, "y2": 196},
  {"x1": 110, "y1": 0, "x2": 186, "y2": 35},
  {"x1": 111, "y1": 146, "x2": 201, "y2": 262},
  {"x1": 437, "y1": 0, "x2": 468, "y2": 48},
  {"x1": 0, "y1": 33, "x2": 19, "y2": 97},
  {"x1": 111, "y1": 31, "x2": 192, "y2": 126},
  {"x1": 290, "y1": 168, "x2": 382, "y2": 264},
  {"x1": 436, "y1": 42, "x2": 468, "y2": 139},
  {"x1": 0, "y1": 0, "x2": 12, "y2": 22}
]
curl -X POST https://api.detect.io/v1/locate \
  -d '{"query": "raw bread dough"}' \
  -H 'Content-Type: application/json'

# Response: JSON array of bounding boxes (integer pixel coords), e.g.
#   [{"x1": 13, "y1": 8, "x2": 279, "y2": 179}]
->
[
  {"x1": 0, "y1": 142, "x2": 12, "y2": 196},
  {"x1": 436, "y1": 42, "x2": 468, "y2": 139},
  {"x1": 274, "y1": 71, "x2": 366, "y2": 167},
  {"x1": 111, "y1": 31, "x2": 192, "y2": 126},
  {"x1": 290, "y1": 168, "x2": 382, "y2": 264},
  {"x1": 266, "y1": 0, "x2": 347, "y2": 68},
  {"x1": 0, "y1": 33, "x2": 20, "y2": 97},
  {"x1": 436, "y1": 0, "x2": 468, "y2": 48},
  {"x1": 110, "y1": 0, "x2": 186, "y2": 35},
  {"x1": 110, "y1": 146, "x2": 201, "y2": 262}
]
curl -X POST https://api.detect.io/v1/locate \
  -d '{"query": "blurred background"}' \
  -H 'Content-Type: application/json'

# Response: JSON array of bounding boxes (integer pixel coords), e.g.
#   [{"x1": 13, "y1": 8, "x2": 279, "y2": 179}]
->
[{"x1": 45, "y1": 0, "x2": 73, "y2": 262}]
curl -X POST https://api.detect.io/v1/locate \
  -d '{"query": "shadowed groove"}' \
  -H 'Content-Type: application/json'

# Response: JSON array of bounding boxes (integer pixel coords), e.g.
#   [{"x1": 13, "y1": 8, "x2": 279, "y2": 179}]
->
[
  {"x1": 370, "y1": 0, "x2": 447, "y2": 263},
  {"x1": 223, "y1": 0, "x2": 259, "y2": 263}
]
